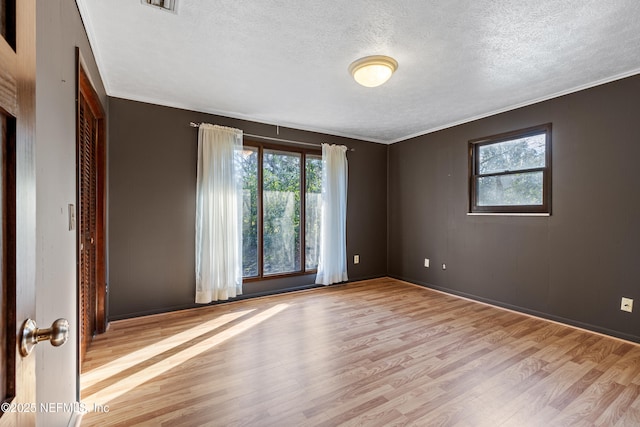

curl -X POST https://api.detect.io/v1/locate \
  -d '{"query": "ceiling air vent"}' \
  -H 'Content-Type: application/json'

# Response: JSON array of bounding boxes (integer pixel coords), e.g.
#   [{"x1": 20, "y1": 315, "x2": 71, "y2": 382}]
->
[{"x1": 141, "y1": 0, "x2": 177, "y2": 13}]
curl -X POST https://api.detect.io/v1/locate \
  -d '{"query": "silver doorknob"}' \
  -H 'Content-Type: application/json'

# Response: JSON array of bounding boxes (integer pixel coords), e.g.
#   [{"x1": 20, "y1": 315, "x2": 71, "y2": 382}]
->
[{"x1": 20, "y1": 318, "x2": 69, "y2": 357}]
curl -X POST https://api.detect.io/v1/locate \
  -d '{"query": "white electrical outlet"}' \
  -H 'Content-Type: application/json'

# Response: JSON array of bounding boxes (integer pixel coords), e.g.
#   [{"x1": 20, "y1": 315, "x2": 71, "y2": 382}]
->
[
  {"x1": 442, "y1": 263, "x2": 447, "y2": 270},
  {"x1": 354, "y1": 255, "x2": 360, "y2": 264},
  {"x1": 621, "y1": 297, "x2": 633, "y2": 313},
  {"x1": 424, "y1": 258, "x2": 430, "y2": 268}
]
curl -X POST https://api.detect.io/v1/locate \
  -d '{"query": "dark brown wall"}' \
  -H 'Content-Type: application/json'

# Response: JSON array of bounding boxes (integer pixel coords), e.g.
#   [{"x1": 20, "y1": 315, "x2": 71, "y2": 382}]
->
[
  {"x1": 388, "y1": 74, "x2": 640, "y2": 341},
  {"x1": 108, "y1": 98, "x2": 387, "y2": 319}
]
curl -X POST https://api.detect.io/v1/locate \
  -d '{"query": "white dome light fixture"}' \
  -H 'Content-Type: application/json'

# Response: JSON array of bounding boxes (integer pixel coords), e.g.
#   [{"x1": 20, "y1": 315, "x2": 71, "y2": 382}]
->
[{"x1": 349, "y1": 55, "x2": 398, "y2": 88}]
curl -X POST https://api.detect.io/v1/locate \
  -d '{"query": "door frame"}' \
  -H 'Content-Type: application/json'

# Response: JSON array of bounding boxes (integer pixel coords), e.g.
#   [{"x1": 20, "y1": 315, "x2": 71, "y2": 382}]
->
[{"x1": 75, "y1": 49, "x2": 106, "y2": 374}]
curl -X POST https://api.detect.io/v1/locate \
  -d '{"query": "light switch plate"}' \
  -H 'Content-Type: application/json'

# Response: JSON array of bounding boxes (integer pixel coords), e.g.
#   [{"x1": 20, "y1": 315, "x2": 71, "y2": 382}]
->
[{"x1": 68, "y1": 204, "x2": 76, "y2": 231}]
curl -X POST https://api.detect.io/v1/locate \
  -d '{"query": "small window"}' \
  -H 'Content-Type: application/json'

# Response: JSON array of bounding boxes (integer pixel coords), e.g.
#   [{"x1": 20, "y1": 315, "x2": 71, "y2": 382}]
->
[{"x1": 469, "y1": 123, "x2": 551, "y2": 214}]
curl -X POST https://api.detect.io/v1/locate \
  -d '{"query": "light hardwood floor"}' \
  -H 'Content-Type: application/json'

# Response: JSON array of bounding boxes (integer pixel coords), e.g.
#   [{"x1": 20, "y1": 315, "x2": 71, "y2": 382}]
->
[{"x1": 80, "y1": 278, "x2": 640, "y2": 426}]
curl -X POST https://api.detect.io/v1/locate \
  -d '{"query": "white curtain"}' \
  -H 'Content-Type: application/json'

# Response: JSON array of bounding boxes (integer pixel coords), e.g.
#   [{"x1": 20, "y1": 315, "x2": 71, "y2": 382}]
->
[
  {"x1": 316, "y1": 143, "x2": 348, "y2": 285},
  {"x1": 195, "y1": 124, "x2": 243, "y2": 303}
]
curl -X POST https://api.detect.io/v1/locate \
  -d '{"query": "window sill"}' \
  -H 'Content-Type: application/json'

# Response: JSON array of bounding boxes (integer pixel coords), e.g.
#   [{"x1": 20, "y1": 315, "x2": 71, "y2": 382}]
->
[
  {"x1": 243, "y1": 270, "x2": 318, "y2": 282},
  {"x1": 467, "y1": 212, "x2": 550, "y2": 217}
]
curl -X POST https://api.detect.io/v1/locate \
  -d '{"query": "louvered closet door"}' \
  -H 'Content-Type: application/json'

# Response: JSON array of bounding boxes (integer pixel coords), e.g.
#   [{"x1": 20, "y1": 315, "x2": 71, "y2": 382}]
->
[{"x1": 78, "y1": 93, "x2": 97, "y2": 364}]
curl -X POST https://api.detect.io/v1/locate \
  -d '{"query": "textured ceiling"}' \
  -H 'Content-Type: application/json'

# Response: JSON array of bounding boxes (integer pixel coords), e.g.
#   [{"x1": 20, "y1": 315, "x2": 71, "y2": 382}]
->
[{"x1": 77, "y1": 0, "x2": 640, "y2": 144}]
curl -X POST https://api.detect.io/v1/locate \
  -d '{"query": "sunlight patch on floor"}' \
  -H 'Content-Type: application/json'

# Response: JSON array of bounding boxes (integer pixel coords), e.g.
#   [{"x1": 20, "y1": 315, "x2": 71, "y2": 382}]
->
[
  {"x1": 82, "y1": 303, "x2": 290, "y2": 406},
  {"x1": 82, "y1": 309, "x2": 254, "y2": 389}
]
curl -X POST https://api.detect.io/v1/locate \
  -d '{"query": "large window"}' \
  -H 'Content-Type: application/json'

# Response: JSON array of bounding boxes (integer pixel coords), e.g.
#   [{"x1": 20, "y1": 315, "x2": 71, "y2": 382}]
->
[
  {"x1": 469, "y1": 123, "x2": 551, "y2": 214},
  {"x1": 240, "y1": 142, "x2": 322, "y2": 279},
  {"x1": 241, "y1": 146, "x2": 259, "y2": 277},
  {"x1": 305, "y1": 155, "x2": 322, "y2": 270}
]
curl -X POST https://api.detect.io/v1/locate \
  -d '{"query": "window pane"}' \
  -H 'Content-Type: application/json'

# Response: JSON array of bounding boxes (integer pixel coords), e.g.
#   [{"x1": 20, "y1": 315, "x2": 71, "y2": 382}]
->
[
  {"x1": 263, "y1": 150, "x2": 301, "y2": 275},
  {"x1": 478, "y1": 133, "x2": 546, "y2": 174},
  {"x1": 477, "y1": 171, "x2": 543, "y2": 206},
  {"x1": 241, "y1": 146, "x2": 259, "y2": 277},
  {"x1": 305, "y1": 155, "x2": 322, "y2": 271}
]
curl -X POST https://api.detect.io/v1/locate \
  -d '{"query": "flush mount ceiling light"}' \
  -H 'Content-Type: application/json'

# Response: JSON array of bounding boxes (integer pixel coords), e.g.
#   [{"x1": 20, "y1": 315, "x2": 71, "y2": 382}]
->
[{"x1": 348, "y1": 55, "x2": 398, "y2": 88}]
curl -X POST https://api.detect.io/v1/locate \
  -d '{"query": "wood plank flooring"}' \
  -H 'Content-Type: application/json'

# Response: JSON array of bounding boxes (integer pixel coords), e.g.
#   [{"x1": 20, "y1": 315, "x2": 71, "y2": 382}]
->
[{"x1": 80, "y1": 278, "x2": 640, "y2": 426}]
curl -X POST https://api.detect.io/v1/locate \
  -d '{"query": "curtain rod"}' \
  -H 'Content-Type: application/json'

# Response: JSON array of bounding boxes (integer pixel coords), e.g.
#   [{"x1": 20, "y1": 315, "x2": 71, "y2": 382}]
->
[{"x1": 189, "y1": 122, "x2": 354, "y2": 151}]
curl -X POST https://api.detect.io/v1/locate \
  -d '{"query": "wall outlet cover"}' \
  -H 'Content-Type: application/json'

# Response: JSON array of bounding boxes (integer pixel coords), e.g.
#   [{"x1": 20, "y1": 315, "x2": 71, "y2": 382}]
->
[{"x1": 621, "y1": 297, "x2": 633, "y2": 313}]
